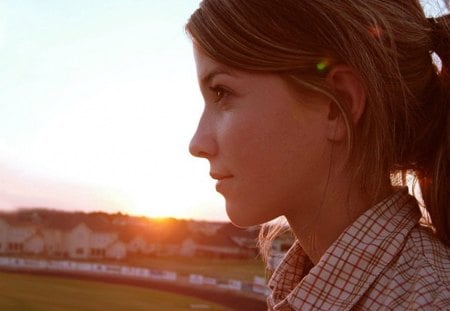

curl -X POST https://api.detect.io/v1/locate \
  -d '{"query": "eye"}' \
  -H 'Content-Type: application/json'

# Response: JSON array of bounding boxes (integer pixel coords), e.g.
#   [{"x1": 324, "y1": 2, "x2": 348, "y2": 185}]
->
[{"x1": 209, "y1": 86, "x2": 229, "y2": 103}]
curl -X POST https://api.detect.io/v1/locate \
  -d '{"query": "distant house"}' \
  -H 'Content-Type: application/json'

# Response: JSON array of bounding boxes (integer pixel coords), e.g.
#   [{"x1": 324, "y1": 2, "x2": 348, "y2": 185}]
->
[
  {"x1": 217, "y1": 223, "x2": 259, "y2": 258},
  {"x1": 127, "y1": 236, "x2": 147, "y2": 254},
  {"x1": 0, "y1": 217, "x2": 9, "y2": 253},
  {"x1": 66, "y1": 222, "x2": 119, "y2": 259},
  {"x1": 66, "y1": 223, "x2": 92, "y2": 258},
  {"x1": 150, "y1": 219, "x2": 190, "y2": 256},
  {"x1": 267, "y1": 229, "x2": 295, "y2": 271},
  {"x1": 156, "y1": 234, "x2": 184, "y2": 256},
  {"x1": 179, "y1": 238, "x2": 196, "y2": 257},
  {"x1": 0, "y1": 210, "x2": 263, "y2": 261},
  {"x1": 24, "y1": 233, "x2": 45, "y2": 254},
  {"x1": 180, "y1": 230, "x2": 255, "y2": 259},
  {"x1": 120, "y1": 227, "x2": 157, "y2": 256},
  {"x1": 270, "y1": 230, "x2": 294, "y2": 253},
  {"x1": 106, "y1": 240, "x2": 127, "y2": 260},
  {"x1": 43, "y1": 227, "x2": 67, "y2": 257},
  {"x1": 0, "y1": 213, "x2": 124, "y2": 260},
  {"x1": 187, "y1": 221, "x2": 224, "y2": 236},
  {"x1": 1, "y1": 219, "x2": 36, "y2": 254},
  {"x1": 0, "y1": 216, "x2": 46, "y2": 255}
]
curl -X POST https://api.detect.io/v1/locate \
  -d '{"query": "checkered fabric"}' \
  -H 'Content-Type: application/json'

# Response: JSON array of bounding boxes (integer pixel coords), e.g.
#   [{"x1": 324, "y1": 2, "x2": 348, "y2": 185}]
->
[{"x1": 267, "y1": 189, "x2": 450, "y2": 310}]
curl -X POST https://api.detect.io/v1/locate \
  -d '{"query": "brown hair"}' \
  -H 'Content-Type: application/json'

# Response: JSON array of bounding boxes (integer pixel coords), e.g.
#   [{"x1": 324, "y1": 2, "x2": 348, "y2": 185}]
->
[{"x1": 186, "y1": 1, "x2": 450, "y2": 252}]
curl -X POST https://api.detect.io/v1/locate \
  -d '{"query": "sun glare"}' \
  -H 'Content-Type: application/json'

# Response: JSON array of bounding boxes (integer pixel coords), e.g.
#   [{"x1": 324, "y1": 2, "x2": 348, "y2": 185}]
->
[{"x1": 127, "y1": 195, "x2": 188, "y2": 219}]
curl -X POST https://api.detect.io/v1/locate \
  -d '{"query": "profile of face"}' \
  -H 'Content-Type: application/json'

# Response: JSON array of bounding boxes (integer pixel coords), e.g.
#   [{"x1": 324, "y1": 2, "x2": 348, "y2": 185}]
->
[{"x1": 189, "y1": 46, "x2": 335, "y2": 227}]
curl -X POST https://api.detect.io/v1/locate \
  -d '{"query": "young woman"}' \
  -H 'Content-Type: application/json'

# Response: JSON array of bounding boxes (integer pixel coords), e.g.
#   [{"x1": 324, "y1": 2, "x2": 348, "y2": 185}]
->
[{"x1": 187, "y1": 0, "x2": 450, "y2": 309}]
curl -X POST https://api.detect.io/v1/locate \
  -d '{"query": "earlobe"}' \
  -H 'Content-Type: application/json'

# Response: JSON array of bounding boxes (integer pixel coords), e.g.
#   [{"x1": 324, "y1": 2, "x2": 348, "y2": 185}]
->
[{"x1": 325, "y1": 65, "x2": 366, "y2": 142}]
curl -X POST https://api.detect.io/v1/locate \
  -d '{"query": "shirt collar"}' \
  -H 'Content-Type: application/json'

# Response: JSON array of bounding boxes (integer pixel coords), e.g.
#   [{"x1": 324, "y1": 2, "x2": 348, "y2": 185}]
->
[{"x1": 268, "y1": 188, "x2": 421, "y2": 310}]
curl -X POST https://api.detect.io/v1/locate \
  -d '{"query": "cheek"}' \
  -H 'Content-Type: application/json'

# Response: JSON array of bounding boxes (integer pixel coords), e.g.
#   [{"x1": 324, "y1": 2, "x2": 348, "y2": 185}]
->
[
  {"x1": 240, "y1": 113, "x2": 307, "y2": 159},
  {"x1": 230, "y1": 110, "x2": 329, "y2": 190},
  {"x1": 222, "y1": 112, "x2": 306, "y2": 177},
  {"x1": 219, "y1": 109, "x2": 330, "y2": 226},
  {"x1": 220, "y1": 115, "x2": 278, "y2": 164}
]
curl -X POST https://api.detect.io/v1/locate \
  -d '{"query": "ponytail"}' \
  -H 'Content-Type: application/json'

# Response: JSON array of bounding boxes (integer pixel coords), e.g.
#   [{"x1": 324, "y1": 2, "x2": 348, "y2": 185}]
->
[{"x1": 419, "y1": 14, "x2": 450, "y2": 245}]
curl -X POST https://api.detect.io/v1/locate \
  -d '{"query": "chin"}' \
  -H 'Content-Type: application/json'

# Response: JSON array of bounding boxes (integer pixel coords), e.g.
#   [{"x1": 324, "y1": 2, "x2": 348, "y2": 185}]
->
[
  {"x1": 226, "y1": 204, "x2": 251, "y2": 228},
  {"x1": 226, "y1": 202, "x2": 272, "y2": 228}
]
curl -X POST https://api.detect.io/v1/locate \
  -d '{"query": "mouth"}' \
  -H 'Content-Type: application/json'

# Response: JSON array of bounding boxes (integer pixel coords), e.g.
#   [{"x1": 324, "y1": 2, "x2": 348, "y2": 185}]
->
[
  {"x1": 210, "y1": 172, "x2": 233, "y2": 192},
  {"x1": 210, "y1": 172, "x2": 233, "y2": 181}
]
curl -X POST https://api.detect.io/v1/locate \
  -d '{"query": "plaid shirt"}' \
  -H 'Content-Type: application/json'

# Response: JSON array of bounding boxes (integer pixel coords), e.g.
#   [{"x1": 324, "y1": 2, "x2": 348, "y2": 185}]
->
[{"x1": 267, "y1": 189, "x2": 450, "y2": 310}]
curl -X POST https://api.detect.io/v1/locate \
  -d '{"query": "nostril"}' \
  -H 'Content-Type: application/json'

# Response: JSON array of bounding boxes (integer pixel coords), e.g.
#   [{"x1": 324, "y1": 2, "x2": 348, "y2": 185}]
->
[
  {"x1": 197, "y1": 151, "x2": 210, "y2": 158},
  {"x1": 190, "y1": 144, "x2": 210, "y2": 158},
  {"x1": 189, "y1": 135, "x2": 216, "y2": 159},
  {"x1": 189, "y1": 143, "x2": 208, "y2": 158}
]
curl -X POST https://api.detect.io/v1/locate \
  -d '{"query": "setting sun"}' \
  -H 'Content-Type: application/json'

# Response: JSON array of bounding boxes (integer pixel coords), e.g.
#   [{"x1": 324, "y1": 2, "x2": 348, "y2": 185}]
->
[{"x1": 0, "y1": 0, "x2": 227, "y2": 221}]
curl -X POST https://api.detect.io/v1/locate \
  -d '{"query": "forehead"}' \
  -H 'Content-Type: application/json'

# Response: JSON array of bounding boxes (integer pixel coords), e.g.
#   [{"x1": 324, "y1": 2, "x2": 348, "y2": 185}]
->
[{"x1": 193, "y1": 45, "x2": 238, "y2": 83}]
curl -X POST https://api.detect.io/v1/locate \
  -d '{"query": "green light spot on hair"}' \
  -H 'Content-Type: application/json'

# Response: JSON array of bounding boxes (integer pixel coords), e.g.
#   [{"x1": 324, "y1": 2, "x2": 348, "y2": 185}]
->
[{"x1": 316, "y1": 61, "x2": 328, "y2": 72}]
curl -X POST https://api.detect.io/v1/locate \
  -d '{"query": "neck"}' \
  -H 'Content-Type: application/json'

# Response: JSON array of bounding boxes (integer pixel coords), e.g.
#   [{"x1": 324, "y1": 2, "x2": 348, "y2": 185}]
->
[{"x1": 286, "y1": 175, "x2": 393, "y2": 265}]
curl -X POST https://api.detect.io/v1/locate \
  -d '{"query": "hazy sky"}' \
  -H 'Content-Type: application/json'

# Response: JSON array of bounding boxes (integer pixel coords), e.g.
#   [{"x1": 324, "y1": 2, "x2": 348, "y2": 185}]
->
[
  {"x1": 0, "y1": 1, "x2": 447, "y2": 221},
  {"x1": 0, "y1": 0, "x2": 227, "y2": 220}
]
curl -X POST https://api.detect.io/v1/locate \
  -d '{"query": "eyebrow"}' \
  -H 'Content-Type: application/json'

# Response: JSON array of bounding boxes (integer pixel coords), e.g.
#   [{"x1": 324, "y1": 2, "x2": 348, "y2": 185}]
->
[{"x1": 200, "y1": 68, "x2": 236, "y2": 86}]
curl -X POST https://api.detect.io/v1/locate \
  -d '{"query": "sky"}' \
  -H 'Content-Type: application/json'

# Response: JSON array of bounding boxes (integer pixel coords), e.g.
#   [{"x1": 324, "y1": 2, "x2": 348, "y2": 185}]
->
[
  {"x1": 0, "y1": 1, "x2": 447, "y2": 221},
  {"x1": 0, "y1": 0, "x2": 227, "y2": 221}
]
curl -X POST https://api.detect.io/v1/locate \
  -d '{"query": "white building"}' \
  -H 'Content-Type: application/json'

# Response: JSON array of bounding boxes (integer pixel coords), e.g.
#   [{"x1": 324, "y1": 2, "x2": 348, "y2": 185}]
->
[{"x1": 0, "y1": 216, "x2": 125, "y2": 260}]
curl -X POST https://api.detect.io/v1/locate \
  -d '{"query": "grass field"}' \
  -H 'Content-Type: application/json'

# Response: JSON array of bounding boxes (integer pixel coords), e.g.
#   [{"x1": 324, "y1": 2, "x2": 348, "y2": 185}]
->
[{"x1": 0, "y1": 272, "x2": 231, "y2": 311}]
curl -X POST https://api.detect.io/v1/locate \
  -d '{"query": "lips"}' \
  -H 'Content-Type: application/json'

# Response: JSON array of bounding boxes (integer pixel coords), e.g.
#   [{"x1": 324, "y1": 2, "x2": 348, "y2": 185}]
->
[
  {"x1": 210, "y1": 172, "x2": 233, "y2": 193},
  {"x1": 210, "y1": 172, "x2": 233, "y2": 180}
]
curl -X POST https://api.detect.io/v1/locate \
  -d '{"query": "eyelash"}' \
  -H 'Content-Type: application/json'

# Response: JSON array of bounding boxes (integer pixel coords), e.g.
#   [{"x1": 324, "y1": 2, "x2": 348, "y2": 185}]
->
[{"x1": 209, "y1": 86, "x2": 229, "y2": 103}]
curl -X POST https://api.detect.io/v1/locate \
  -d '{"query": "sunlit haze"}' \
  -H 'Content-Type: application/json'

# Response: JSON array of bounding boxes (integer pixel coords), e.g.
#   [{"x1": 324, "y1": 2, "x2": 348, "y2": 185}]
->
[
  {"x1": 0, "y1": 0, "x2": 227, "y2": 221},
  {"x1": 0, "y1": 1, "x2": 446, "y2": 221}
]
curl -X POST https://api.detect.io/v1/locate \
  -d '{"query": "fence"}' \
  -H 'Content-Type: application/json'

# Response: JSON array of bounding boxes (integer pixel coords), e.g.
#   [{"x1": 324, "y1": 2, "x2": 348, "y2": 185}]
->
[{"x1": 0, "y1": 257, "x2": 270, "y2": 297}]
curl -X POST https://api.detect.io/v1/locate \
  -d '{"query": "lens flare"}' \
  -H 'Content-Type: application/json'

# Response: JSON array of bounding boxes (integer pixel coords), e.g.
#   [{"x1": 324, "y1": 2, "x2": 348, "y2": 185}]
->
[{"x1": 316, "y1": 59, "x2": 330, "y2": 73}]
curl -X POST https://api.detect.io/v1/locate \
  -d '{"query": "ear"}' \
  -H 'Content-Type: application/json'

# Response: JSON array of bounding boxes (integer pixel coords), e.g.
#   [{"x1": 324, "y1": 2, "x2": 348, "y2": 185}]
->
[{"x1": 325, "y1": 65, "x2": 366, "y2": 142}]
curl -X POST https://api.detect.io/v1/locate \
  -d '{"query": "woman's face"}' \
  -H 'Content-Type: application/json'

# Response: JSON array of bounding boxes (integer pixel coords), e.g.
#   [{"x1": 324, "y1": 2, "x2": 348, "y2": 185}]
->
[{"x1": 190, "y1": 46, "x2": 333, "y2": 227}]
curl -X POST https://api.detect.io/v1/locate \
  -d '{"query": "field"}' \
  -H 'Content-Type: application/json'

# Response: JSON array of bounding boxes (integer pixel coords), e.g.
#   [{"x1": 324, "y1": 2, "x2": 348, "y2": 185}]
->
[{"x1": 0, "y1": 271, "x2": 232, "y2": 311}]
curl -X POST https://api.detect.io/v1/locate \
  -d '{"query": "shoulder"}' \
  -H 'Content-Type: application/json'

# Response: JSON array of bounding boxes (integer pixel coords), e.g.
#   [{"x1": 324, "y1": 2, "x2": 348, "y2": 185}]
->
[
  {"x1": 372, "y1": 224, "x2": 450, "y2": 309},
  {"x1": 407, "y1": 225, "x2": 450, "y2": 285}
]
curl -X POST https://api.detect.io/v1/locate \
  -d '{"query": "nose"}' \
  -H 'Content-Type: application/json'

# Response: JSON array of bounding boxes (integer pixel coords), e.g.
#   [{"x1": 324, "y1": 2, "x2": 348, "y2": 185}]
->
[{"x1": 189, "y1": 113, "x2": 217, "y2": 159}]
